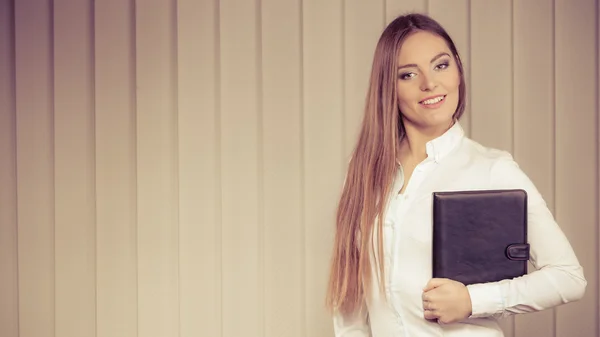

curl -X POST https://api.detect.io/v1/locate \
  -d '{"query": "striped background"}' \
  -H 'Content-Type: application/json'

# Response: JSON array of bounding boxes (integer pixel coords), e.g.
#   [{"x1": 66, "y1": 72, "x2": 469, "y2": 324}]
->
[{"x1": 0, "y1": 0, "x2": 598, "y2": 336}]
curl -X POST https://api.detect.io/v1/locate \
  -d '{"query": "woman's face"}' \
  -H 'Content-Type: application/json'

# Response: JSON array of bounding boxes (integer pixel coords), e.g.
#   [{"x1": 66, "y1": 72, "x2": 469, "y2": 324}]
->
[{"x1": 395, "y1": 30, "x2": 461, "y2": 131}]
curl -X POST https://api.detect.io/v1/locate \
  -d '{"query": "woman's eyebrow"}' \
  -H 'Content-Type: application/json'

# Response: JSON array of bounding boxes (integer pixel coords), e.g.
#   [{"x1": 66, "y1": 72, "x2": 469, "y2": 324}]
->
[{"x1": 397, "y1": 52, "x2": 450, "y2": 70}]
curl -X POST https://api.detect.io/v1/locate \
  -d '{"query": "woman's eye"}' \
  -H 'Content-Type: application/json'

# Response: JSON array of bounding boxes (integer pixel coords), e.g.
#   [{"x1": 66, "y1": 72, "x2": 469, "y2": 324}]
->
[
  {"x1": 399, "y1": 72, "x2": 416, "y2": 80},
  {"x1": 435, "y1": 62, "x2": 449, "y2": 70}
]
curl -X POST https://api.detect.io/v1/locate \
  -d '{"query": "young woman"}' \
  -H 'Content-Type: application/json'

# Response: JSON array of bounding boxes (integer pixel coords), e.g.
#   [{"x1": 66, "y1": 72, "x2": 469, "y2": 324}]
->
[{"x1": 325, "y1": 13, "x2": 586, "y2": 337}]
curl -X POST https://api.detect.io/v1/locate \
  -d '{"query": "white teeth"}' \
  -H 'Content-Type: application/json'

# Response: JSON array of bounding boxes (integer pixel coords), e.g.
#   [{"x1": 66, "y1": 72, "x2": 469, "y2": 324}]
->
[{"x1": 422, "y1": 96, "x2": 445, "y2": 105}]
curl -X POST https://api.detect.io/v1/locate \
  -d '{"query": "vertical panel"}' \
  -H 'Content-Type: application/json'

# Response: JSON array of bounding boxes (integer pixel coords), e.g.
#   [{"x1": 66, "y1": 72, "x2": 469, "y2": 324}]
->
[
  {"x1": 261, "y1": 1, "x2": 303, "y2": 337},
  {"x1": 136, "y1": 1, "x2": 180, "y2": 336},
  {"x1": 386, "y1": 0, "x2": 427, "y2": 24},
  {"x1": 303, "y1": 0, "x2": 343, "y2": 335},
  {"x1": 15, "y1": 1, "x2": 55, "y2": 337},
  {"x1": 344, "y1": 0, "x2": 385, "y2": 159},
  {"x1": 177, "y1": 0, "x2": 221, "y2": 337},
  {"x1": 95, "y1": 1, "x2": 138, "y2": 337},
  {"x1": 470, "y1": 1, "x2": 513, "y2": 153},
  {"x1": 428, "y1": 0, "x2": 471, "y2": 137},
  {"x1": 0, "y1": 0, "x2": 18, "y2": 336},
  {"x1": 555, "y1": 1, "x2": 598, "y2": 336},
  {"x1": 220, "y1": 1, "x2": 261, "y2": 336},
  {"x1": 512, "y1": 2, "x2": 555, "y2": 337},
  {"x1": 53, "y1": 1, "x2": 96, "y2": 336},
  {"x1": 470, "y1": 2, "x2": 514, "y2": 336}
]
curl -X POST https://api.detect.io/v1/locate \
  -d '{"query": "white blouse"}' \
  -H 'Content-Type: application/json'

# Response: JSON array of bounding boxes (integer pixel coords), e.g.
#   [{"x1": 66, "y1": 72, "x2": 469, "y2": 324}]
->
[{"x1": 333, "y1": 122, "x2": 587, "y2": 337}]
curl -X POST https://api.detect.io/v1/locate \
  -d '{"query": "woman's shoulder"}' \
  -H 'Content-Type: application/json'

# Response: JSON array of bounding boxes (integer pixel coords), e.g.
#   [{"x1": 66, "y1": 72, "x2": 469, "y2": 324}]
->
[
  {"x1": 459, "y1": 137, "x2": 515, "y2": 165},
  {"x1": 459, "y1": 137, "x2": 543, "y2": 197}
]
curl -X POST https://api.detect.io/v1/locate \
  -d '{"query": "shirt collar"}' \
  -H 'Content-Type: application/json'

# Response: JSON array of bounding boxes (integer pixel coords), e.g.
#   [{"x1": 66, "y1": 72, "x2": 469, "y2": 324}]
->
[{"x1": 425, "y1": 121, "x2": 465, "y2": 163}]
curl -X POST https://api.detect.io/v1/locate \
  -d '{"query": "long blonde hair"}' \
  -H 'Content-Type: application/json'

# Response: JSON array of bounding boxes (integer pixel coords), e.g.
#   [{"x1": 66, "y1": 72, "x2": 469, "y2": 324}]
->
[{"x1": 325, "y1": 13, "x2": 466, "y2": 315}]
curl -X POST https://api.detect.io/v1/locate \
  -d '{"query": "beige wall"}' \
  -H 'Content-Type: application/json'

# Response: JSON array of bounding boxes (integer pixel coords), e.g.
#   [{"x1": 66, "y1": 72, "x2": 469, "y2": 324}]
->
[{"x1": 0, "y1": 0, "x2": 598, "y2": 337}]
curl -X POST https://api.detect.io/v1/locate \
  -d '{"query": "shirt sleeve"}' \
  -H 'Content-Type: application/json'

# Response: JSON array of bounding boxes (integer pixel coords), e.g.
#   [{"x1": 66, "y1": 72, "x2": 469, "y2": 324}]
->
[
  {"x1": 466, "y1": 153, "x2": 587, "y2": 318},
  {"x1": 332, "y1": 299, "x2": 372, "y2": 337}
]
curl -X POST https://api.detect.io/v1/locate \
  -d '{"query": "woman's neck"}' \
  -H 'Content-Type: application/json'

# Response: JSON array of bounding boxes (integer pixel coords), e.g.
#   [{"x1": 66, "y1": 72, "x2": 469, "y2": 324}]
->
[{"x1": 399, "y1": 120, "x2": 454, "y2": 161}]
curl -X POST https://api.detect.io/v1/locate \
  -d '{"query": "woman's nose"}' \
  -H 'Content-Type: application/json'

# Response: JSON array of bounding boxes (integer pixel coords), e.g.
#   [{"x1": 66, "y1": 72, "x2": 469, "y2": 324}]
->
[{"x1": 419, "y1": 72, "x2": 437, "y2": 91}]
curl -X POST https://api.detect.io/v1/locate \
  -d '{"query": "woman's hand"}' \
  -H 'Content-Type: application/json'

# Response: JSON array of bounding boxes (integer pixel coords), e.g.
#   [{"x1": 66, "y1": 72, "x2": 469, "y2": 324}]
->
[{"x1": 422, "y1": 278, "x2": 472, "y2": 324}]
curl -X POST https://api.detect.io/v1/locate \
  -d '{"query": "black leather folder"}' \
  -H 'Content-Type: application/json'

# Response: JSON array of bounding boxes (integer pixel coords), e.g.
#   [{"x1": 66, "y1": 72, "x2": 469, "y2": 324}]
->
[{"x1": 432, "y1": 189, "x2": 530, "y2": 285}]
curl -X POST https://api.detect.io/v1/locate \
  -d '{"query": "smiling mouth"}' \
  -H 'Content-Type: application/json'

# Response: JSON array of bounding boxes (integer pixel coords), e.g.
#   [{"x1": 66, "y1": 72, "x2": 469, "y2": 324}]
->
[{"x1": 419, "y1": 95, "x2": 446, "y2": 105}]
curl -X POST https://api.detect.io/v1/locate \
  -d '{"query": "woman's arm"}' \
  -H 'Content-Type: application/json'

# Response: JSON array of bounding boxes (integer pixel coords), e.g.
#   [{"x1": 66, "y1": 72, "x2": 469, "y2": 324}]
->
[{"x1": 466, "y1": 154, "x2": 587, "y2": 318}]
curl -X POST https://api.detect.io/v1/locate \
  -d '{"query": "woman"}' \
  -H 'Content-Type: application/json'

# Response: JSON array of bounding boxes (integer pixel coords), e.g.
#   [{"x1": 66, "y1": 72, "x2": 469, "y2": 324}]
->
[{"x1": 325, "y1": 13, "x2": 586, "y2": 337}]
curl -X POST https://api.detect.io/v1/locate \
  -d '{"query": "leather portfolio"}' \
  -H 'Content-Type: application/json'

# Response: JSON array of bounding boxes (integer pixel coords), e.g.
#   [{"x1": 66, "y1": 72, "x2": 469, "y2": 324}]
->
[{"x1": 432, "y1": 189, "x2": 530, "y2": 285}]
